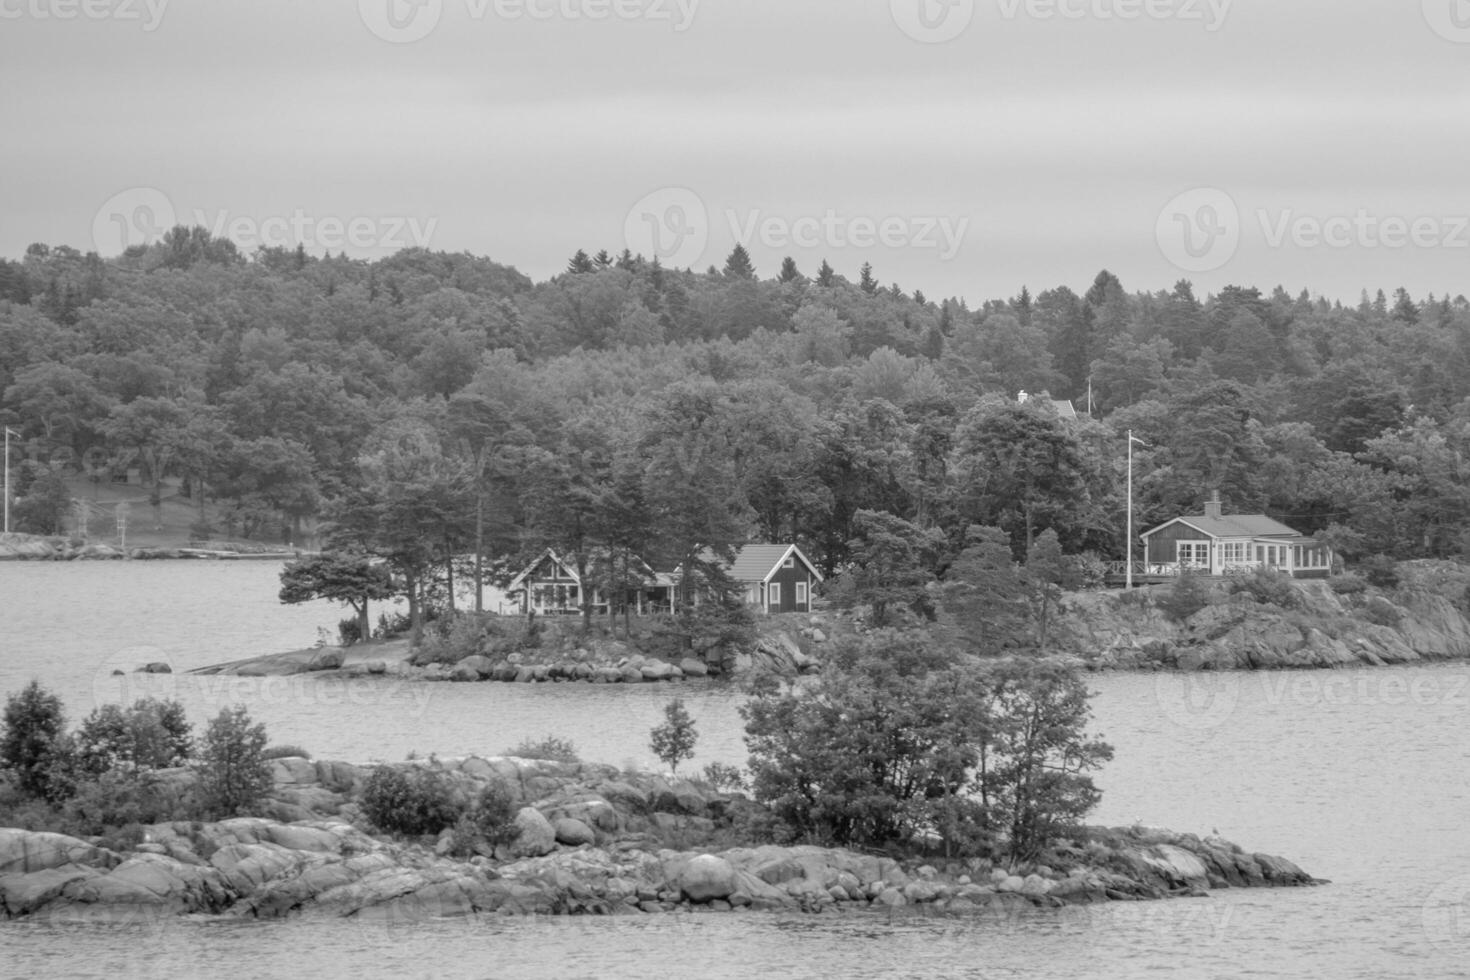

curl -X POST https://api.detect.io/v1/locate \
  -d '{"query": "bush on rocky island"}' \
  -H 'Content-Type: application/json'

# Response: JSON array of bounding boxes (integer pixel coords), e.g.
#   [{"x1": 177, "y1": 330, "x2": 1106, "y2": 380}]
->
[
  {"x1": 505, "y1": 735, "x2": 580, "y2": 763},
  {"x1": 360, "y1": 765, "x2": 465, "y2": 836},
  {"x1": 741, "y1": 635, "x2": 1112, "y2": 863}
]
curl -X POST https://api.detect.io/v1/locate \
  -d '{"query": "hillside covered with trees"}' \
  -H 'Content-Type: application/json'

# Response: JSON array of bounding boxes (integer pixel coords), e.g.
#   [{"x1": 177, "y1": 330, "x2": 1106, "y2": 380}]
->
[{"x1": 4, "y1": 229, "x2": 1468, "y2": 617}]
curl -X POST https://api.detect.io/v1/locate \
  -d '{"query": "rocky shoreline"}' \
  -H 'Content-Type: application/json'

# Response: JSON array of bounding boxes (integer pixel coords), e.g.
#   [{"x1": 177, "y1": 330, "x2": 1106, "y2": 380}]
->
[
  {"x1": 0, "y1": 756, "x2": 1320, "y2": 923},
  {"x1": 0, "y1": 532, "x2": 298, "y2": 562},
  {"x1": 1056, "y1": 563, "x2": 1470, "y2": 672}
]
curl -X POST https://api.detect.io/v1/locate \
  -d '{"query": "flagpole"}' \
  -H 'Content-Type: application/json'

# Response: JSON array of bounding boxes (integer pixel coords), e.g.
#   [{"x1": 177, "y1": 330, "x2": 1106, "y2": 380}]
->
[
  {"x1": 3, "y1": 427, "x2": 15, "y2": 534},
  {"x1": 1126, "y1": 429, "x2": 1134, "y2": 590}
]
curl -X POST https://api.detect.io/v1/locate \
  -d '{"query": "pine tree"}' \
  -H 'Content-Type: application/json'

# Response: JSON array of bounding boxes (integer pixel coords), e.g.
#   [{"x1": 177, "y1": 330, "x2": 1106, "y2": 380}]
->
[
  {"x1": 566, "y1": 250, "x2": 594, "y2": 274},
  {"x1": 593, "y1": 249, "x2": 613, "y2": 270},
  {"x1": 815, "y1": 259, "x2": 836, "y2": 287},
  {"x1": 859, "y1": 262, "x2": 878, "y2": 295},
  {"x1": 723, "y1": 244, "x2": 756, "y2": 280},
  {"x1": 778, "y1": 256, "x2": 803, "y2": 283}
]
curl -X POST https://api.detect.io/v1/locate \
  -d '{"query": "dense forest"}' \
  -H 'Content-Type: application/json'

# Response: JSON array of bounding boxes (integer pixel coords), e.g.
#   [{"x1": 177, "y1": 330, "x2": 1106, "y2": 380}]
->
[{"x1": 3, "y1": 227, "x2": 1468, "y2": 598}]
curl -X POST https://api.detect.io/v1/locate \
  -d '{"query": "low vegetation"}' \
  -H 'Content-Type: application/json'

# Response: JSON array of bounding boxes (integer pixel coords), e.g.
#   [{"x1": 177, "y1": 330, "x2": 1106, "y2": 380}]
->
[{"x1": 0, "y1": 683, "x2": 272, "y2": 835}]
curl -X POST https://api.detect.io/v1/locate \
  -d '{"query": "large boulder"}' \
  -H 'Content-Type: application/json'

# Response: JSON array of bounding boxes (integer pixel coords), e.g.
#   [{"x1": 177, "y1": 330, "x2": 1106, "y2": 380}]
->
[
  {"x1": 509, "y1": 808, "x2": 557, "y2": 858},
  {"x1": 553, "y1": 818, "x2": 597, "y2": 847},
  {"x1": 307, "y1": 648, "x2": 345, "y2": 671},
  {"x1": 0, "y1": 829, "x2": 117, "y2": 875},
  {"x1": 678, "y1": 658, "x2": 709, "y2": 678},
  {"x1": 678, "y1": 854, "x2": 738, "y2": 902}
]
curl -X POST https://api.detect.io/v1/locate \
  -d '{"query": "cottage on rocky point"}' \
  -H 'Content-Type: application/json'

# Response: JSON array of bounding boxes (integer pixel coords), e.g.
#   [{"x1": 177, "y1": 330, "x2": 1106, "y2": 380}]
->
[{"x1": 1139, "y1": 493, "x2": 1333, "y2": 578}]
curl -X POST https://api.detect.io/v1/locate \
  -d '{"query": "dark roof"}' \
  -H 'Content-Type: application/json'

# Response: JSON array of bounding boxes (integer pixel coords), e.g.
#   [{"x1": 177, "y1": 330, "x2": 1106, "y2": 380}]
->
[
  {"x1": 703, "y1": 544, "x2": 824, "y2": 584},
  {"x1": 1143, "y1": 514, "x2": 1301, "y2": 540}
]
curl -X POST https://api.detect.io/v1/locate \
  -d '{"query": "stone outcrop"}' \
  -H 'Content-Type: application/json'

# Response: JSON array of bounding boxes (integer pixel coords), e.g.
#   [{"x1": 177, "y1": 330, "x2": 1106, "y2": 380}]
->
[
  {"x1": 0, "y1": 756, "x2": 1320, "y2": 924},
  {"x1": 1055, "y1": 564, "x2": 1470, "y2": 671}
]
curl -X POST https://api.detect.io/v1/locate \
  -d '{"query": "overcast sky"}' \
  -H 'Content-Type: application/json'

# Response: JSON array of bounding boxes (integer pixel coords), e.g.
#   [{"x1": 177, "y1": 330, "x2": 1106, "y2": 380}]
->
[{"x1": 2, "y1": 0, "x2": 1468, "y2": 304}]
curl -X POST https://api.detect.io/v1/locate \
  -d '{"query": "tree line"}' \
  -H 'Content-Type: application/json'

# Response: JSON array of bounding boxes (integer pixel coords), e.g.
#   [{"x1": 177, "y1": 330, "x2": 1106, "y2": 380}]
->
[{"x1": 4, "y1": 228, "x2": 1469, "y2": 609}]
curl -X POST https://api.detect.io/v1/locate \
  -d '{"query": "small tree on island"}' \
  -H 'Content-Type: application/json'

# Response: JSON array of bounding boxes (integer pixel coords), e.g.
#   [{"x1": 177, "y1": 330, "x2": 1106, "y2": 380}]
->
[
  {"x1": 650, "y1": 698, "x2": 698, "y2": 774},
  {"x1": 193, "y1": 706, "x2": 273, "y2": 819},
  {"x1": 279, "y1": 551, "x2": 397, "y2": 644}
]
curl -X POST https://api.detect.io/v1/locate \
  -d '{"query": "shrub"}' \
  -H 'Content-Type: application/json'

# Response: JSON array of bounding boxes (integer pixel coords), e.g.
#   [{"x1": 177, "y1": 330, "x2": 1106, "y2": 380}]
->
[
  {"x1": 337, "y1": 617, "x2": 363, "y2": 646},
  {"x1": 505, "y1": 735, "x2": 580, "y2": 763},
  {"x1": 1, "y1": 680, "x2": 71, "y2": 801},
  {"x1": 360, "y1": 765, "x2": 465, "y2": 836},
  {"x1": 261, "y1": 744, "x2": 311, "y2": 761},
  {"x1": 1363, "y1": 596, "x2": 1403, "y2": 627},
  {"x1": 699, "y1": 762, "x2": 747, "y2": 793},
  {"x1": 469, "y1": 779, "x2": 519, "y2": 849},
  {"x1": 1227, "y1": 567, "x2": 1300, "y2": 609},
  {"x1": 192, "y1": 706, "x2": 273, "y2": 819},
  {"x1": 1072, "y1": 552, "x2": 1109, "y2": 591},
  {"x1": 1329, "y1": 574, "x2": 1369, "y2": 596},
  {"x1": 1360, "y1": 555, "x2": 1400, "y2": 590},
  {"x1": 1158, "y1": 572, "x2": 1212, "y2": 623},
  {"x1": 375, "y1": 611, "x2": 413, "y2": 639},
  {"x1": 741, "y1": 636, "x2": 1111, "y2": 860},
  {"x1": 650, "y1": 698, "x2": 698, "y2": 774},
  {"x1": 75, "y1": 698, "x2": 192, "y2": 776},
  {"x1": 64, "y1": 770, "x2": 186, "y2": 836}
]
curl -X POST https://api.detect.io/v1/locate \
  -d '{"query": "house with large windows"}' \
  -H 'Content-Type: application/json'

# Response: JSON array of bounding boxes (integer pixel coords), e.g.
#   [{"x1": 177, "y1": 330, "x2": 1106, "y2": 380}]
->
[{"x1": 1139, "y1": 493, "x2": 1333, "y2": 579}]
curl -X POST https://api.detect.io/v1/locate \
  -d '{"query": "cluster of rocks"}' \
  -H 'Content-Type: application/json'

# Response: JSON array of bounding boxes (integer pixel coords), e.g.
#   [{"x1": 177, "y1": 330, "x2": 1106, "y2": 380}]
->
[
  {"x1": 421, "y1": 652, "x2": 716, "y2": 685},
  {"x1": 1058, "y1": 573, "x2": 1470, "y2": 671},
  {"x1": 0, "y1": 756, "x2": 1318, "y2": 924}
]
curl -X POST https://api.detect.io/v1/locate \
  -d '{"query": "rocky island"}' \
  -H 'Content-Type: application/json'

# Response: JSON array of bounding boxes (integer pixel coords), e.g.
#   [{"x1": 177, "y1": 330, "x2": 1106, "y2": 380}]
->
[{"x1": 0, "y1": 755, "x2": 1319, "y2": 923}]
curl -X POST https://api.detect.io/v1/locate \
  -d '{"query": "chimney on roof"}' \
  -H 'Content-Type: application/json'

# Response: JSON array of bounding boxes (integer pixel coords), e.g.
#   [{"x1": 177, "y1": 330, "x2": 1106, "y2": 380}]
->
[{"x1": 1204, "y1": 491, "x2": 1223, "y2": 520}]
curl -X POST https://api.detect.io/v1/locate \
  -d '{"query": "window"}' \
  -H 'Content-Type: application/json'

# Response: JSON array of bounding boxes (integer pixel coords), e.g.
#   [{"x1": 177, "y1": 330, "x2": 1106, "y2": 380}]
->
[
  {"x1": 783, "y1": 556, "x2": 795, "y2": 569},
  {"x1": 768, "y1": 582, "x2": 781, "y2": 608},
  {"x1": 1177, "y1": 542, "x2": 1209, "y2": 568},
  {"x1": 796, "y1": 582, "x2": 808, "y2": 606},
  {"x1": 1221, "y1": 541, "x2": 1248, "y2": 564}
]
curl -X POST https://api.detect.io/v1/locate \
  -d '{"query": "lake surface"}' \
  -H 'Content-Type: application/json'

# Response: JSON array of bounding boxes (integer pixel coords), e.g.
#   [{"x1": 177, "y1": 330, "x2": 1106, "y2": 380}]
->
[{"x1": 2, "y1": 561, "x2": 1470, "y2": 979}]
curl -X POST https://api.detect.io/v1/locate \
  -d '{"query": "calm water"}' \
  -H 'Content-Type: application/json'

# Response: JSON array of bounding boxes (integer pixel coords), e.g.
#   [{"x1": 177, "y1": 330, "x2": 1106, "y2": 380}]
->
[{"x1": 2, "y1": 562, "x2": 1469, "y2": 979}]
